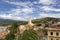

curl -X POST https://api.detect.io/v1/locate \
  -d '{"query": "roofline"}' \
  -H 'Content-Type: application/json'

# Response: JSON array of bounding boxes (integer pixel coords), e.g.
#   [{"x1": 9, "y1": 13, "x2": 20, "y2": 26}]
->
[{"x1": 48, "y1": 28, "x2": 60, "y2": 30}]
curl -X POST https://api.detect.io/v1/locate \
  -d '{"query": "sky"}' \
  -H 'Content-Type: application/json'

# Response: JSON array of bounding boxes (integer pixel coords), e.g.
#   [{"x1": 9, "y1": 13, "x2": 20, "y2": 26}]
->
[{"x1": 0, "y1": 0, "x2": 60, "y2": 21}]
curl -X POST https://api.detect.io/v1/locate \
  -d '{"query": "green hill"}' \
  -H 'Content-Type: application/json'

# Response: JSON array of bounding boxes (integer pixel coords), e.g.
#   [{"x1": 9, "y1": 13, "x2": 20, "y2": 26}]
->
[
  {"x1": 32, "y1": 17, "x2": 60, "y2": 24},
  {"x1": 0, "y1": 17, "x2": 60, "y2": 26},
  {"x1": 0, "y1": 18, "x2": 27, "y2": 26}
]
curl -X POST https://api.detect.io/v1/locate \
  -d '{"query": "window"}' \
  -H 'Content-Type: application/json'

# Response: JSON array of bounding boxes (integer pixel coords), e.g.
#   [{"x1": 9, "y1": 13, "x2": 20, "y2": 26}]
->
[
  {"x1": 56, "y1": 32, "x2": 59, "y2": 36},
  {"x1": 51, "y1": 38, "x2": 53, "y2": 40},
  {"x1": 56, "y1": 39, "x2": 59, "y2": 40},
  {"x1": 51, "y1": 32, "x2": 53, "y2": 35}
]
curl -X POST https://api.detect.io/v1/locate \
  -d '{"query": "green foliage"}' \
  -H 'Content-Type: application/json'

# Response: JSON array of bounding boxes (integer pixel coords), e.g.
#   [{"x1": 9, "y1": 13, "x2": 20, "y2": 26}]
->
[
  {"x1": 5, "y1": 33, "x2": 15, "y2": 40},
  {"x1": 0, "y1": 39, "x2": 5, "y2": 40},
  {"x1": 9, "y1": 22, "x2": 19, "y2": 34},
  {"x1": 35, "y1": 23, "x2": 41, "y2": 26},
  {"x1": 32, "y1": 17, "x2": 59, "y2": 24},
  {"x1": 21, "y1": 29, "x2": 38, "y2": 40},
  {"x1": 0, "y1": 18, "x2": 27, "y2": 26},
  {"x1": 5, "y1": 22, "x2": 19, "y2": 40}
]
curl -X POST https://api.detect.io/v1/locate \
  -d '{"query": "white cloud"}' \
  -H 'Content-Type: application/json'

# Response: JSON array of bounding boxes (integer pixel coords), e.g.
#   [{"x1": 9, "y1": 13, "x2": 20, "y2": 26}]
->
[
  {"x1": 0, "y1": 7, "x2": 33, "y2": 20},
  {"x1": 0, "y1": 14, "x2": 26, "y2": 21},
  {"x1": 42, "y1": 6, "x2": 60, "y2": 12},
  {"x1": 39, "y1": 13, "x2": 60, "y2": 18},
  {"x1": 0, "y1": 0, "x2": 34, "y2": 20},
  {"x1": 9, "y1": 9, "x2": 21, "y2": 15},
  {"x1": 33, "y1": 1, "x2": 38, "y2": 4},
  {"x1": 3, "y1": 0, "x2": 33, "y2": 7},
  {"x1": 1, "y1": 0, "x2": 60, "y2": 20},
  {"x1": 39, "y1": 0, "x2": 55, "y2": 5},
  {"x1": 9, "y1": 7, "x2": 33, "y2": 14},
  {"x1": 22, "y1": 8, "x2": 33, "y2": 14}
]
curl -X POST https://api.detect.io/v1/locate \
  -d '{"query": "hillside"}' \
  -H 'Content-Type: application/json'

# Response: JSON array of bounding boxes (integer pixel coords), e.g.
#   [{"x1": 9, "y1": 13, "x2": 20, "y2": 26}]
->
[
  {"x1": 0, "y1": 18, "x2": 27, "y2": 26},
  {"x1": 32, "y1": 17, "x2": 60, "y2": 24},
  {"x1": 0, "y1": 17, "x2": 60, "y2": 26}
]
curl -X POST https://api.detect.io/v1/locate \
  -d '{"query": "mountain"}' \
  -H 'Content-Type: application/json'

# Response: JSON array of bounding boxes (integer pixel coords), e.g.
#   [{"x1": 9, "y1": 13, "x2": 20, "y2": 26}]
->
[
  {"x1": 0, "y1": 17, "x2": 60, "y2": 26},
  {"x1": 0, "y1": 18, "x2": 27, "y2": 26},
  {"x1": 32, "y1": 17, "x2": 60, "y2": 24}
]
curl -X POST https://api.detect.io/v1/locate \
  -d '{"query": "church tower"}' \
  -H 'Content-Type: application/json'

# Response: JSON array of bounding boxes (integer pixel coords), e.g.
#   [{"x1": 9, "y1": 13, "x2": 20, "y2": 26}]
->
[
  {"x1": 26, "y1": 17, "x2": 34, "y2": 29},
  {"x1": 28, "y1": 17, "x2": 34, "y2": 26}
]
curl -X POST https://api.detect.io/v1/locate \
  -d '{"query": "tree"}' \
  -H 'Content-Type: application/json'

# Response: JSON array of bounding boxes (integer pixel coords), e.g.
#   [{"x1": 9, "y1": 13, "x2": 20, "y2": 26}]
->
[
  {"x1": 0, "y1": 38, "x2": 5, "y2": 40},
  {"x1": 21, "y1": 29, "x2": 38, "y2": 40},
  {"x1": 9, "y1": 22, "x2": 19, "y2": 34},
  {"x1": 5, "y1": 33, "x2": 15, "y2": 40},
  {"x1": 5, "y1": 22, "x2": 19, "y2": 40}
]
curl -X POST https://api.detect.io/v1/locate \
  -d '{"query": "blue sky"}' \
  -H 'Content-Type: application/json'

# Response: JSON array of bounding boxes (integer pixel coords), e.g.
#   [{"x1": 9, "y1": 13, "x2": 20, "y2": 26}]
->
[{"x1": 0, "y1": 0, "x2": 60, "y2": 20}]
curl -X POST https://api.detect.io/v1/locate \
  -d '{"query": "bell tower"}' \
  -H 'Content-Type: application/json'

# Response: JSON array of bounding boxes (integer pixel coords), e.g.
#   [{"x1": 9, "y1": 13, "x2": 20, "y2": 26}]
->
[
  {"x1": 28, "y1": 17, "x2": 32, "y2": 24},
  {"x1": 26, "y1": 17, "x2": 34, "y2": 29}
]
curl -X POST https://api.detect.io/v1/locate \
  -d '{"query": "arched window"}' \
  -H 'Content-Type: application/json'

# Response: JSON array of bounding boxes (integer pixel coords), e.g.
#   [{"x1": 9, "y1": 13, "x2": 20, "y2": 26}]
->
[
  {"x1": 51, "y1": 38, "x2": 53, "y2": 40},
  {"x1": 50, "y1": 32, "x2": 53, "y2": 35},
  {"x1": 56, "y1": 32, "x2": 59, "y2": 36},
  {"x1": 56, "y1": 39, "x2": 59, "y2": 40}
]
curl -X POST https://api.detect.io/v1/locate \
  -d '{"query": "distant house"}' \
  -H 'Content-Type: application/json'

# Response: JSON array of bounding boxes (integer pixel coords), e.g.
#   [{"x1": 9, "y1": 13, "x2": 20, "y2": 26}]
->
[
  {"x1": 19, "y1": 18, "x2": 48, "y2": 40},
  {"x1": 0, "y1": 18, "x2": 47, "y2": 39},
  {"x1": 19, "y1": 18, "x2": 46, "y2": 34},
  {"x1": 0, "y1": 25, "x2": 10, "y2": 38},
  {"x1": 19, "y1": 18, "x2": 34, "y2": 34},
  {"x1": 38, "y1": 32, "x2": 47, "y2": 40}
]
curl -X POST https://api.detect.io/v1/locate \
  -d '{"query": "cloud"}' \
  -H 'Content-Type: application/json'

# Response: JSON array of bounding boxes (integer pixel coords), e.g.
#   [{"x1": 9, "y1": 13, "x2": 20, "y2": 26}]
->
[
  {"x1": 39, "y1": 13, "x2": 60, "y2": 18},
  {"x1": 9, "y1": 7, "x2": 33, "y2": 14},
  {"x1": 22, "y1": 8, "x2": 33, "y2": 14},
  {"x1": 0, "y1": 14, "x2": 26, "y2": 21},
  {"x1": 42, "y1": 6, "x2": 60, "y2": 12},
  {"x1": 39, "y1": 0, "x2": 56, "y2": 5},
  {"x1": 0, "y1": 7, "x2": 33, "y2": 20},
  {"x1": 0, "y1": 0, "x2": 35, "y2": 20},
  {"x1": 9, "y1": 9, "x2": 21, "y2": 15},
  {"x1": 1, "y1": 0, "x2": 60, "y2": 21},
  {"x1": 3, "y1": 0, "x2": 33, "y2": 7}
]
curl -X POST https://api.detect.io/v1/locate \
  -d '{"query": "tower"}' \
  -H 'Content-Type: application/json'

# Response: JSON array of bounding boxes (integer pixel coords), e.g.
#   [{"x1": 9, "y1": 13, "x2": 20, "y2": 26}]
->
[
  {"x1": 28, "y1": 17, "x2": 32, "y2": 24},
  {"x1": 26, "y1": 17, "x2": 34, "y2": 29},
  {"x1": 28, "y1": 17, "x2": 34, "y2": 26}
]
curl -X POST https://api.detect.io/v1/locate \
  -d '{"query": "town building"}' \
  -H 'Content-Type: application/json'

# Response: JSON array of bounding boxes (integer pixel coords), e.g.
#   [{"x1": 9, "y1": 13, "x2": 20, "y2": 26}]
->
[
  {"x1": 19, "y1": 18, "x2": 47, "y2": 40},
  {"x1": 19, "y1": 18, "x2": 34, "y2": 34},
  {"x1": 48, "y1": 22, "x2": 60, "y2": 40},
  {"x1": 19, "y1": 18, "x2": 46, "y2": 34},
  {"x1": 0, "y1": 25, "x2": 10, "y2": 38},
  {"x1": 0, "y1": 18, "x2": 48, "y2": 40}
]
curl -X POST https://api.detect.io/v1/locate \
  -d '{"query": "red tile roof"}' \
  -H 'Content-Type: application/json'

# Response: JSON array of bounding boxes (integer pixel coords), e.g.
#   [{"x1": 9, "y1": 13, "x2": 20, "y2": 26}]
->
[
  {"x1": 48, "y1": 22, "x2": 60, "y2": 29},
  {"x1": 0, "y1": 32, "x2": 8, "y2": 38}
]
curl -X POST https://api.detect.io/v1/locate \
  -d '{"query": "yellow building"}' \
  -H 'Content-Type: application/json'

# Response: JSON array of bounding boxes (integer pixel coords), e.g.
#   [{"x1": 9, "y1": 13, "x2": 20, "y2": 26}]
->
[{"x1": 48, "y1": 22, "x2": 60, "y2": 40}]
